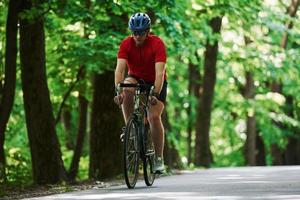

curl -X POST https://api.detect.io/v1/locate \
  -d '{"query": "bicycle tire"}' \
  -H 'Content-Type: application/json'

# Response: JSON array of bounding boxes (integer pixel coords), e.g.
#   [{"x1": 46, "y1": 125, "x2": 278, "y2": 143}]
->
[
  {"x1": 143, "y1": 124, "x2": 156, "y2": 186},
  {"x1": 124, "y1": 117, "x2": 139, "y2": 189}
]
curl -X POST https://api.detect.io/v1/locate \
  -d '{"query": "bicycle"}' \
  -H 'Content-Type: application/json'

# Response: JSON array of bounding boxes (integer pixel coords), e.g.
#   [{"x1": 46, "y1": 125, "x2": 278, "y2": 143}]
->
[{"x1": 117, "y1": 82, "x2": 156, "y2": 189}]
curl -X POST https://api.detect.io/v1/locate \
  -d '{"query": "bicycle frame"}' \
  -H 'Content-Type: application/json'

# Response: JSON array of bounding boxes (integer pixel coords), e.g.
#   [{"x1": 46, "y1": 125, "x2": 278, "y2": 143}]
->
[
  {"x1": 118, "y1": 83, "x2": 155, "y2": 160},
  {"x1": 118, "y1": 82, "x2": 156, "y2": 188},
  {"x1": 120, "y1": 83, "x2": 150, "y2": 158}
]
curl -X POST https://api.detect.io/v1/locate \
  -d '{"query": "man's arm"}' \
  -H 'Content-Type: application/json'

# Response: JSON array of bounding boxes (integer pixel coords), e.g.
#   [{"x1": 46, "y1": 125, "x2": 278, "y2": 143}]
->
[
  {"x1": 115, "y1": 58, "x2": 127, "y2": 87},
  {"x1": 154, "y1": 62, "x2": 165, "y2": 94}
]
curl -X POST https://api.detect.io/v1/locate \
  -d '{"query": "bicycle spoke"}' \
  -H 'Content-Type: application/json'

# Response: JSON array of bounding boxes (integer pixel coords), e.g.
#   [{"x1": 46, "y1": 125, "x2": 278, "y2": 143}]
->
[
  {"x1": 128, "y1": 137, "x2": 136, "y2": 149},
  {"x1": 128, "y1": 157, "x2": 137, "y2": 172},
  {"x1": 127, "y1": 152, "x2": 137, "y2": 169}
]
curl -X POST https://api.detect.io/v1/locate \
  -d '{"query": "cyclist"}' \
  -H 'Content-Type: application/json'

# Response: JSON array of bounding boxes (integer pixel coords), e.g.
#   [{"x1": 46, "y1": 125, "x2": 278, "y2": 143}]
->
[{"x1": 114, "y1": 12, "x2": 167, "y2": 174}]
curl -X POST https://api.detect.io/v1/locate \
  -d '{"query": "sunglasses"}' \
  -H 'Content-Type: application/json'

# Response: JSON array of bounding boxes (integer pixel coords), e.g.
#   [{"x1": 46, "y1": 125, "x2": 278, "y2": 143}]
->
[{"x1": 132, "y1": 30, "x2": 147, "y2": 36}]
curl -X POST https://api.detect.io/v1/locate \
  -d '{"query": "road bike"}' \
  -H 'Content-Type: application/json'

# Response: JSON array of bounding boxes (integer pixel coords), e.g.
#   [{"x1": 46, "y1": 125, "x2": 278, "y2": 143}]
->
[{"x1": 117, "y1": 83, "x2": 156, "y2": 189}]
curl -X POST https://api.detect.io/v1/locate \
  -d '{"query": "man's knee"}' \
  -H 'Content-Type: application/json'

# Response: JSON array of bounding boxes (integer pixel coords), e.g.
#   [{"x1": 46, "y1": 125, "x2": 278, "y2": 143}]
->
[
  {"x1": 123, "y1": 88, "x2": 135, "y2": 99},
  {"x1": 148, "y1": 114, "x2": 161, "y2": 124}
]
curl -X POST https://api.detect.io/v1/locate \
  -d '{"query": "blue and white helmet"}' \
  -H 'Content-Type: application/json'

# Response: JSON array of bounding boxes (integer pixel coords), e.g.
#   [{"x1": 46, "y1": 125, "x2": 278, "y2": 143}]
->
[{"x1": 128, "y1": 13, "x2": 151, "y2": 31}]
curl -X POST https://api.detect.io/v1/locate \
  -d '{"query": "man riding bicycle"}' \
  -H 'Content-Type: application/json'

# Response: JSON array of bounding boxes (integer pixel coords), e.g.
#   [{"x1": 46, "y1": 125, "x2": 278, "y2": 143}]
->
[{"x1": 114, "y1": 12, "x2": 167, "y2": 174}]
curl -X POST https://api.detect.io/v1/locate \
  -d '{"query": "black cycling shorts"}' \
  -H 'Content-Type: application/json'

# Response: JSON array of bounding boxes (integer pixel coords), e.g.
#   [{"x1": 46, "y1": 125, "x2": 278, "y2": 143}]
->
[{"x1": 125, "y1": 74, "x2": 168, "y2": 103}]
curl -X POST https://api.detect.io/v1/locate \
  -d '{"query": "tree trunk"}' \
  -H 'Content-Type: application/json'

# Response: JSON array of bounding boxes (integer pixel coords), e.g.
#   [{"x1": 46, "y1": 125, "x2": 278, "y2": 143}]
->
[
  {"x1": 281, "y1": 0, "x2": 300, "y2": 165},
  {"x1": 186, "y1": 106, "x2": 192, "y2": 165},
  {"x1": 283, "y1": 96, "x2": 298, "y2": 165},
  {"x1": 271, "y1": 0, "x2": 299, "y2": 165},
  {"x1": 0, "y1": 82, "x2": 2, "y2": 103},
  {"x1": 256, "y1": 133, "x2": 266, "y2": 166},
  {"x1": 0, "y1": 0, "x2": 20, "y2": 182},
  {"x1": 297, "y1": 138, "x2": 300, "y2": 164},
  {"x1": 19, "y1": 0, "x2": 66, "y2": 184},
  {"x1": 245, "y1": 116, "x2": 256, "y2": 165},
  {"x1": 280, "y1": 0, "x2": 300, "y2": 49},
  {"x1": 67, "y1": 0, "x2": 91, "y2": 180},
  {"x1": 68, "y1": 94, "x2": 88, "y2": 180},
  {"x1": 187, "y1": 61, "x2": 201, "y2": 164},
  {"x1": 89, "y1": 71, "x2": 123, "y2": 180},
  {"x1": 271, "y1": 145, "x2": 284, "y2": 165},
  {"x1": 285, "y1": 136, "x2": 299, "y2": 165},
  {"x1": 61, "y1": 108, "x2": 74, "y2": 150},
  {"x1": 270, "y1": 83, "x2": 284, "y2": 165},
  {"x1": 244, "y1": 72, "x2": 256, "y2": 165},
  {"x1": 195, "y1": 17, "x2": 222, "y2": 167}
]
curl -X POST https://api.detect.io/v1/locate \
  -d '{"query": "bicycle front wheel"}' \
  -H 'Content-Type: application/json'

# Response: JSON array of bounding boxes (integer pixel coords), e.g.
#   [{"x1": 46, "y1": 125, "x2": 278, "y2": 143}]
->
[
  {"x1": 124, "y1": 117, "x2": 140, "y2": 189},
  {"x1": 143, "y1": 124, "x2": 156, "y2": 186}
]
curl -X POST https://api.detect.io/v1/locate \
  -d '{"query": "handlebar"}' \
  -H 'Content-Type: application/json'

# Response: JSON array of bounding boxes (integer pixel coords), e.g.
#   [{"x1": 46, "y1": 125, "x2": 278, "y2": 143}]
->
[
  {"x1": 118, "y1": 83, "x2": 152, "y2": 90},
  {"x1": 115, "y1": 83, "x2": 157, "y2": 107},
  {"x1": 117, "y1": 83, "x2": 154, "y2": 95}
]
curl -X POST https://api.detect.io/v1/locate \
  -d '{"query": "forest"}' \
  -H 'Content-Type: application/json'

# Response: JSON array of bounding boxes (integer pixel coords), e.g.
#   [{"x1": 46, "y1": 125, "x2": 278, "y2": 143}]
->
[{"x1": 0, "y1": 0, "x2": 299, "y2": 193}]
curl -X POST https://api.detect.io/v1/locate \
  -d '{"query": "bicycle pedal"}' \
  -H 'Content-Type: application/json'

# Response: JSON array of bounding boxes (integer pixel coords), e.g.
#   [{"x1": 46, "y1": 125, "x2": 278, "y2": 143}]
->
[
  {"x1": 120, "y1": 133, "x2": 125, "y2": 142},
  {"x1": 154, "y1": 170, "x2": 164, "y2": 175}
]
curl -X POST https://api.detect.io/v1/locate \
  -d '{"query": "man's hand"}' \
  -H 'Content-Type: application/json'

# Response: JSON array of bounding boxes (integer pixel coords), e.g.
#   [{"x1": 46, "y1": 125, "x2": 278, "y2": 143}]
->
[
  {"x1": 114, "y1": 83, "x2": 124, "y2": 105},
  {"x1": 149, "y1": 86, "x2": 159, "y2": 106},
  {"x1": 149, "y1": 95, "x2": 158, "y2": 105}
]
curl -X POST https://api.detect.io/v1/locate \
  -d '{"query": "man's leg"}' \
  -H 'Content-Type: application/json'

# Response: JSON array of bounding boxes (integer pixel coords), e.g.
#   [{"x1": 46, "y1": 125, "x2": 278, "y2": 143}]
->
[
  {"x1": 122, "y1": 77, "x2": 137, "y2": 123},
  {"x1": 148, "y1": 101, "x2": 165, "y2": 158}
]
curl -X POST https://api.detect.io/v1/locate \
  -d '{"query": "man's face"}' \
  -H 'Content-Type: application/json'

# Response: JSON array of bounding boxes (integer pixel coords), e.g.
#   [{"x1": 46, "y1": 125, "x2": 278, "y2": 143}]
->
[{"x1": 132, "y1": 30, "x2": 149, "y2": 46}]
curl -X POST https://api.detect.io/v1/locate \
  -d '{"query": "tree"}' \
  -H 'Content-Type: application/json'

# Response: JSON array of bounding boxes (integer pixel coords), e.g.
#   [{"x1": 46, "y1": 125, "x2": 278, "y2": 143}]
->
[
  {"x1": 195, "y1": 16, "x2": 222, "y2": 167},
  {"x1": 187, "y1": 60, "x2": 201, "y2": 164},
  {"x1": 67, "y1": 0, "x2": 91, "y2": 181},
  {"x1": 68, "y1": 90, "x2": 88, "y2": 180},
  {"x1": 0, "y1": 0, "x2": 21, "y2": 182},
  {"x1": 19, "y1": 0, "x2": 66, "y2": 184},
  {"x1": 256, "y1": 133, "x2": 266, "y2": 166},
  {"x1": 243, "y1": 71, "x2": 256, "y2": 165},
  {"x1": 270, "y1": 0, "x2": 300, "y2": 165},
  {"x1": 89, "y1": 71, "x2": 123, "y2": 179},
  {"x1": 281, "y1": 0, "x2": 300, "y2": 165},
  {"x1": 89, "y1": 1, "x2": 129, "y2": 180}
]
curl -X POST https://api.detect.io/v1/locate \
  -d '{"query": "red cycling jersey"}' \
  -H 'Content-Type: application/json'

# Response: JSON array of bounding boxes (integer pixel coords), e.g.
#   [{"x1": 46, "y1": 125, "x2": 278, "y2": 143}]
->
[{"x1": 117, "y1": 34, "x2": 167, "y2": 83}]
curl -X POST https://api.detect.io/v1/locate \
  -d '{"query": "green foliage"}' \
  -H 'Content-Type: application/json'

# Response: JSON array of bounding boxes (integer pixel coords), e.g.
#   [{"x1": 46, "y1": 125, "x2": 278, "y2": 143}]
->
[
  {"x1": 77, "y1": 156, "x2": 89, "y2": 180},
  {"x1": 5, "y1": 148, "x2": 32, "y2": 185}
]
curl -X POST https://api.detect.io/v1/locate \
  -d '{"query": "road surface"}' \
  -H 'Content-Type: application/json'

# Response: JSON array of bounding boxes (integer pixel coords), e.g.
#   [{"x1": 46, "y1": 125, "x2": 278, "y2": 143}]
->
[{"x1": 25, "y1": 166, "x2": 300, "y2": 200}]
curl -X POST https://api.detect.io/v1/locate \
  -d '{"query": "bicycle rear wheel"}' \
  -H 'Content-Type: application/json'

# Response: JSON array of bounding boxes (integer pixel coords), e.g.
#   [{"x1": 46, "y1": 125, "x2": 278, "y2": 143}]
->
[
  {"x1": 124, "y1": 117, "x2": 139, "y2": 189},
  {"x1": 143, "y1": 124, "x2": 156, "y2": 186}
]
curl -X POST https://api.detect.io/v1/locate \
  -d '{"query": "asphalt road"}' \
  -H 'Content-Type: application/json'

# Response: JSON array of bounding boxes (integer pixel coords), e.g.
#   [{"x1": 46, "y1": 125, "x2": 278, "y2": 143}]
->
[{"x1": 25, "y1": 166, "x2": 300, "y2": 200}]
